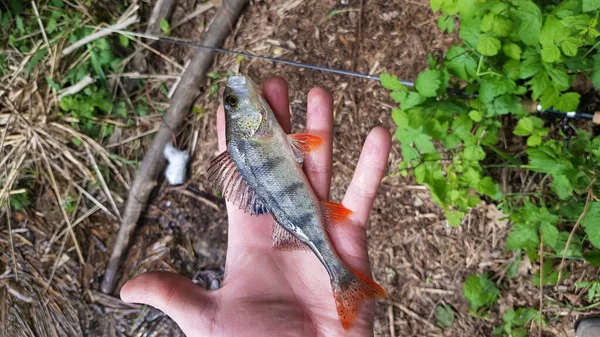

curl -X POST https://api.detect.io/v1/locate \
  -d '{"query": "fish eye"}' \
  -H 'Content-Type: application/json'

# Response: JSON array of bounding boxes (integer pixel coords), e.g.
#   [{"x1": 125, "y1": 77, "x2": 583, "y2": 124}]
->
[{"x1": 226, "y1": 95, "x2": 238, "y2": 107}]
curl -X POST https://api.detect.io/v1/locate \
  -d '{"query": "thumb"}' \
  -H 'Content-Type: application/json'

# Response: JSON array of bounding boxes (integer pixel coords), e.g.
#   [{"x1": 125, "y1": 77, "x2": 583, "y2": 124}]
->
[{"x1": 120, "y1": 271, "x2": 216, "y2": 335}]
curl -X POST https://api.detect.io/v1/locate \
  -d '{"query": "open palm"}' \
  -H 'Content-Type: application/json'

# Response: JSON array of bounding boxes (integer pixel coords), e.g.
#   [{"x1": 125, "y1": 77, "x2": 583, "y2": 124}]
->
[{"x1": 120, "y1": 77, "x2": 392, "y2": 337}]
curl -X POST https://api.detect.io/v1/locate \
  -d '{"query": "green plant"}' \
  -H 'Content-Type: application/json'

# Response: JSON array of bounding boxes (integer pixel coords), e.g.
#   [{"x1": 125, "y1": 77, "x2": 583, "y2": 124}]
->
[
  {"x1": 463, "y1": 272, "x2": 500, "y2": 317},
  {"x1": 382, "y1": 0, "x2": 600, "y2": 267},
  {"x1": 1, "y1": 3, "x2": 135, "y2": 140},
  {"x1": 434, "y1": 304, "x2": 456, "y2": 328},
  {"x1": 492, "y1": 307, "x2": 544, "y2": 337},
  {"x1": 576, "y1": 278, "x2": 600, "y2": 302}
]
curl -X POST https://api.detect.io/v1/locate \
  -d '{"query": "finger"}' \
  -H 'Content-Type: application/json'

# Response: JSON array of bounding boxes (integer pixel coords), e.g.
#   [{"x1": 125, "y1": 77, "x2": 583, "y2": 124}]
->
[
  {"x1": 217, "y1": 104, "x2": 226, "y2": 152},
  {"x1": 342, "y1": 127, "x2": 391, "y2": 227},
  {"x1": 121, "y1": 272, "x2": 215, "y2": 335},
  {"x1": 304, "y1": 87, "x2": 334, "y2": 201},
  {"x1": 262, "y1": 77, "x2": 290, "y2": 133}
]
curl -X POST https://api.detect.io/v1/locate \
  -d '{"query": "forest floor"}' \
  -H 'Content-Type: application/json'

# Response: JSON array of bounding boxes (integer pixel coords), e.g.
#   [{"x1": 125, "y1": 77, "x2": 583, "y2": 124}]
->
[{"x1": 1, "y1": 0, "x2": 595, "y2": 336}]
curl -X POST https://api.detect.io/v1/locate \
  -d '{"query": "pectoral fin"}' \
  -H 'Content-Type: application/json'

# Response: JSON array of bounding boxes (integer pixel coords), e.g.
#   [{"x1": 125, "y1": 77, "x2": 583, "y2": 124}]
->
[
  {"x1": 322, "y1": 201, "x2": 353, "y2": 224},
  {"x1": 208, "y1": 150, "x2": 270, "y2": 215},
  {"x1": 272, "y1": 222, "x2": 309, "y2": 251},
  {"x1": 287, "y1": 133, "x2": 323, "y2": 163}
]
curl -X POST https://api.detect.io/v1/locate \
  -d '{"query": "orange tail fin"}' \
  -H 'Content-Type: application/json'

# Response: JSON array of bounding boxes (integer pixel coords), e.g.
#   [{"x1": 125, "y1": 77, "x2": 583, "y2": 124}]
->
[{"x1": 333, "y1": 268, "x2": 388, "y2": 330}]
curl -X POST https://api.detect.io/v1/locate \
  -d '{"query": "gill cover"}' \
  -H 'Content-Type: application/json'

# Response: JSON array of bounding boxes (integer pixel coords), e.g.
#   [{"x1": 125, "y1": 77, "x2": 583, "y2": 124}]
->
[{"x1": 223, "y1": 75, "x2": 271, "y2": 140}]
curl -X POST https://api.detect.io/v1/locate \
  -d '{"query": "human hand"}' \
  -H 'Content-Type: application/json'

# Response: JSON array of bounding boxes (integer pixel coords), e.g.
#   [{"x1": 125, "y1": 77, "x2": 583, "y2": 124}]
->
[{"x1": 120, "y1": 77, "x2": 392, "y2": 337}]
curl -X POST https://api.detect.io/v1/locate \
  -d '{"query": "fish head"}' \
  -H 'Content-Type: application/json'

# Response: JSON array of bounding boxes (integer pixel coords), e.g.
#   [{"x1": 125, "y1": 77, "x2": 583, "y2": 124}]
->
[{"x1": 223, "y1": 75, "x2": 271, "y2": 140}]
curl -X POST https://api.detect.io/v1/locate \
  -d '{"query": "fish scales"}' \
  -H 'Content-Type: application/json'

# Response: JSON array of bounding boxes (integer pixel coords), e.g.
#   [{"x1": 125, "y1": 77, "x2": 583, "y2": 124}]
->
[{"x1": 209, "y1": 75, "x2": 387, "y2": 331}]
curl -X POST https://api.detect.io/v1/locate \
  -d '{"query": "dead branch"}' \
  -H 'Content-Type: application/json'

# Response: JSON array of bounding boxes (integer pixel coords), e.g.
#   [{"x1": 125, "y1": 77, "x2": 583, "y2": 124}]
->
[{"x1": 101, "y1": 0, "x2": 250, "y2": 294}]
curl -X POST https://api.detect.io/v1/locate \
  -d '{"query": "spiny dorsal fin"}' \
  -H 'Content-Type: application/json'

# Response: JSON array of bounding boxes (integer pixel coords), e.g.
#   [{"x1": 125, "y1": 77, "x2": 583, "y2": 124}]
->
[
  {"x1": 272, "y1": 221, "x2": 309, "y2": 251},
  {"x1": 207, "y1": 150, "x2": 270, "y2": 215},
  {"x1": 322, "y1": 201, "x2": 353, "y2": 224},
  {"x1": 287, "y1": 133, "x2": 323, "y2": 163}
]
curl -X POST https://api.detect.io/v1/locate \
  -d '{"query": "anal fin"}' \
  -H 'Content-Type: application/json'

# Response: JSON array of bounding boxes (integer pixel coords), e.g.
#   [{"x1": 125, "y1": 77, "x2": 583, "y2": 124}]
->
[
  {"x1": 272, "y1": 222, "x2": 309, "y2": 251},
  {"x1": 208, "y1": 150, "x2": 270, "y2": 215}
]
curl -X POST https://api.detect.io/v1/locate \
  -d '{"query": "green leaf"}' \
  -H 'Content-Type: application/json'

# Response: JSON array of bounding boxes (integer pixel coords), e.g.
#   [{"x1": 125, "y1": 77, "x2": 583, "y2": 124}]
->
[
  {"x1": 541, "y1": 222, "x2": 560, "y2": 248},
  {"x1": 582, "y1": 202, "x2": 600, "y2": 249},
  {"x1": 514, "y1": 117, "x2": 535, "y2": 136},
  {"x1": 540, "y1": 87, "x2": 560, "y2": 110},
  {"x1": 469, "y1": 110, "x2": 482, "y2": 122},
  {"x1": 582, "y1": 250, "x2": 600, "y2": 266},
  {"x1": 513, "y1": 0, "x2": 543, "y2": 46},
  {"x1": 477, "y1": 34, "x2": 501, "y2": 56},
  {"x1": 492, "y1": 16, "x2": 513, "y2": 37},
  {"x1": 504, "y1": 59, "x2": 521, "y2": 79},
  {"x1": 415, "y1": 69, "x2": 441, "y2": 97},
  {"x1": 16, "y1": 15, "x2": 24, "y2": 33},
  {"x1": 561, "y1": 38, "x2": 579, "y2": 57},
  {"x1": 402, "y1": 92, "x2": 426, "y2": 109},
  {"x1": 438, "y1": 15, "x2": 455, "y2": 33},
  {"x1": 503, "y1": 43, "x2": 522, "y2": 60},
  {"x1": 520, "y1": 54, "x2": 544, "y2": 79},
  {"x1": 528, "y1": 72, "x2": 551, "y2": 100},
  {"x1": 460, "y1": 15, "x2": 481, "y2": 47},
  {"x1": 434, "y1": 305, "x2": 455, "y2": 328},
  {"x1": 479, "y1": 77, "x2": 515, "y2": 103},
  {"x1": 592, "y1": 54, "x2": 600, "y2": 90},
  {"x1": 160, "y1": 18, "x2": 171, "y2": 35},
  {"x1": 551, "y1": 174, "x2": 573, "y2": 199},
  {"x1": 547, "y1": 65, "x2": 570, "y2": 90},
  {"x1": 119, "y1": 35, "x2": 130, "y2": 48},
  {"x1": 380, "y1": 73, "x2": 407, "y2": 92},
  {"x1": 478, "y1": 176, "x2": 501, "y2": 199},
  {"x1": 583, "y1": 0, "x2": 600, "y2": 12},
  {"x1": 541, "y1": 45, "x2": 561, "y2": 63},
  {"x1": 444, "y1": 46, "x2": 477, "y2": 80},
  {"x1": 463, "y1": 273, "x2": 500, "y2": 315},
  {"x1": 554, "y1": 92, "x2": 580, "y2": 111},
  {"x1": 414, "y1": 134, "x2": 436, "y2": 153},
  {"x1": 464, "y1": 144, "x2": 486, "y2": 161},
  {"x1": 506, "y1": 223, "x2": 539, "y2": 251},
  {"x1": 25, "y1": 49, "x2": 48, "y2": 78},
  {"x1": 527, "y1": 134, "x2": 542, "y2": 147}
]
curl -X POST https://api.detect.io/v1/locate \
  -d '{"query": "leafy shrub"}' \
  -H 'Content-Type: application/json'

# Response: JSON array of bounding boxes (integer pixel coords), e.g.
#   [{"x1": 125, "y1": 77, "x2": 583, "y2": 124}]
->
[{"x1": 382, "y1": 0, "x2": 600, "y2": 266}]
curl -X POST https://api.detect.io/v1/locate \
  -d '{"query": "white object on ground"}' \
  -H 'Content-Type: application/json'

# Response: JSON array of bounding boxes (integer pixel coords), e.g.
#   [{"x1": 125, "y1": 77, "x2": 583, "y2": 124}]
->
[
  {"x1": 163, "y1": 143, "x2": 189, "y2": 185},
  {"x1": 58, "y1": 76, "x2": 96, "y2": 100}
]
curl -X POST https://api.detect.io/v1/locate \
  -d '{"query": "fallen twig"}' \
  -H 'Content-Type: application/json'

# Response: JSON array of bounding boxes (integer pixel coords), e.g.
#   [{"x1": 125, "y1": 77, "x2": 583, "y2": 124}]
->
[
  {"x1": 100, "y1": 0, "x2": 251, "y2": 294},
  {"x1": 57, "y1": 75, "x2": 95, "y2": 100},
  {"x1": 62, "y1": 15, "x2": 139, "y2": 56}
]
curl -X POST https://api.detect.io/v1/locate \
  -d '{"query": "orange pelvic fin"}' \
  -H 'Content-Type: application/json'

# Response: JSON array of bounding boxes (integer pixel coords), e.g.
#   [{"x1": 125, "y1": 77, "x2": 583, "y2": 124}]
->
[
  {"x1": 333, "y1": 268, "x2": 388, "y2": 331},
  {"x1": 322, "y1": 201, "x2": 353, "y2": 224},
  {"x1": 288, "y1": 133, "x2": 323, "y2": 162}
]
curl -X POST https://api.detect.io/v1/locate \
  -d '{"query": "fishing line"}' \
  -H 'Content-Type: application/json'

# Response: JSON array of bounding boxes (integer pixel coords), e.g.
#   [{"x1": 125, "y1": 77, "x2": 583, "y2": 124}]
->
[{"x1": 88, "y1": 27, "x2": 598, "y2": 123}]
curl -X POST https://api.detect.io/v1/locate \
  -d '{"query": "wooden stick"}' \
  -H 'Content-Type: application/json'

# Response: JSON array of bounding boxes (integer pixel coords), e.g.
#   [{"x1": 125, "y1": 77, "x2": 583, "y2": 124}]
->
[{"x1": 101, "y1": 0, "x2": 250, "y2": 294}]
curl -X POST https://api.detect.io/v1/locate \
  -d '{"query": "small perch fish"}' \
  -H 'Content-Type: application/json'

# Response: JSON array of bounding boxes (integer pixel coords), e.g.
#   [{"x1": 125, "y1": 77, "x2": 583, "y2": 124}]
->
[{"x1": 208, "y1": 75, "x2": 387, "y2": 330}]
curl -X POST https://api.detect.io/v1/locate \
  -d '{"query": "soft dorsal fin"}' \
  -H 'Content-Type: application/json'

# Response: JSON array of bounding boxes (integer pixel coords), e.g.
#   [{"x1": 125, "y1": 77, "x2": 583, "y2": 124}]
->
[
  {"x1": 207, "y1": 150, "x2": 270, "y2": 215},
  {"x1": 322, "y1": 201, "x2": 353, "y2": 224},
  {"x1": 287, "y1": 133, "x2": 323, "y2": 163},
  {"x1": 272, "y1": 221, "x2": 309, "y2": 251}
]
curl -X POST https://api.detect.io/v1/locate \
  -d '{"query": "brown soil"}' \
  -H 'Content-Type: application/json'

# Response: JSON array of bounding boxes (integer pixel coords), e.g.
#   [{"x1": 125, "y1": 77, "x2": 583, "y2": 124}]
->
[{"x1": 2, "y1": 0, "x2": 595, "y2": 336}]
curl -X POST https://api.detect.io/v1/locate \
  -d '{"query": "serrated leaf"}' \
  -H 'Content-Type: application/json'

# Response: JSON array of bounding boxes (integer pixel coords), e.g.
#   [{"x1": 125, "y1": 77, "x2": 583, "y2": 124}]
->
[
  {"x1": 547, "y1": 65, "x2": 570, "y2": 90},
  {"x1": 582, "y1": 202, "x2": 600, "y2": 249},
  {"x1": 415, "y1": 69, "x2": 441, "y2": 97},
  {"x1": 514, "y1": 117, "x2": 535, "y2": 136},
  {"x1": 583, "y1": 0, "x2": 600, "y2": 12},
  {"x1": 504, "y1": 59, "x2": 521, "y2": 79},
  {"x1": 506, "y1": 223, "x2": 540, "y2": 250},
  {"x1": 477, "y1": 34, "x2": 501, "y2": 56},
  {"x1": 527, "y1": 134, "x2": 542, "y2": 146},
  {"x1": 554, "y1": 92, "x2": 580, "y2": 111},
  {"x1": 541, "y1": 45, "x2": 561, "y2": 63},
  {"x1": 541, "y1": 222, "x2": 560, "y2": 248},
  {"x1": 435, "y1": 305, "x2": 455, "y2": 328},
  {"x1": 503, "y1": 43, "x2": 522, "y2": 60},
  {"x1": 478, "y1": 176, "x2": 500, "y2": 199},
  {"x1": 414, "y1": 134, "x2": 436, "y2": 153},
  {"x1": 551, "y1": 174, "x2": 573, "y2": 199},
  {"x1": 493, "y1": 16, "x2": 513, "y2": 37},
  {"x1": 445, "y1": 45, "x2": 477, "y2": 80},
  {"x1": 540, "y1": 87, "x2": 560, "y2": 109},
  {"x1": 514, "y1": 0, "x2": 542, "y2": 46},
  {"x1": 380, "y1": 73, "x2": 407, "y2": 91},
  {"x1": 460, "y1": 15, "x2": 481, "y2": 47},
  {"x1": 528, "y1": 72, "x2": 551, "y2": 100},
  {"x1": 463, "y1": 273, "x2": 500, "y2": 314},
  {"x1": 403, "y1": 92, "x2": 426, "y2": 109},
  {"x1": 561, "y1": 38, "x2": 579, "y2": 56},
  {"x1": 464, "y1": 144, "x2": 486, "y2": 161},
  {"x1": 520, "y1": 54, "x2": 544, "y2": 79}
]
